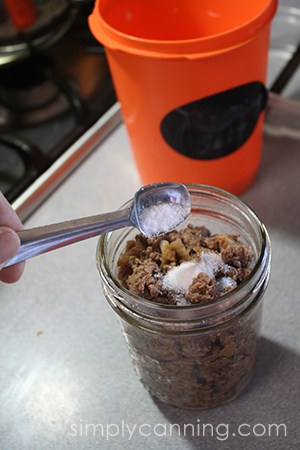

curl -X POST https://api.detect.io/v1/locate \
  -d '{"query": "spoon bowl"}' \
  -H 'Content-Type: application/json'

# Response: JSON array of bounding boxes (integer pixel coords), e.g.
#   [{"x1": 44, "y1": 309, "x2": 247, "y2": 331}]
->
[{"x1": 130, "y1": 182, "x2": 191, "y2": 236}]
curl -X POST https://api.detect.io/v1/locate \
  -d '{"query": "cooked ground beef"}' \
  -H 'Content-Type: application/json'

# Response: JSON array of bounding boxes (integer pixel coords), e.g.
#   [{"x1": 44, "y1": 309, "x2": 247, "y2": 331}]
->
[{"x1": 117, "y1": 224, "x2": 253, "y2": 305}]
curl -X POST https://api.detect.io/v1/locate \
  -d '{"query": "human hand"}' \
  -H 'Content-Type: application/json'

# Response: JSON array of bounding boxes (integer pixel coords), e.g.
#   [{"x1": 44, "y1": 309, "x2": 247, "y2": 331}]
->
[{"x1": 0, "y1": 192, "x2": 25, "y2": 283}]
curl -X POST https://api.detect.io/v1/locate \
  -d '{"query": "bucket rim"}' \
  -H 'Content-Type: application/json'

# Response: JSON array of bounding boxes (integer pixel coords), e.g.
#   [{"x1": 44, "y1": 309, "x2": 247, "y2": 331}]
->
[{"x1": 89, "y1": 0, "x2": 278, "y2": 57}]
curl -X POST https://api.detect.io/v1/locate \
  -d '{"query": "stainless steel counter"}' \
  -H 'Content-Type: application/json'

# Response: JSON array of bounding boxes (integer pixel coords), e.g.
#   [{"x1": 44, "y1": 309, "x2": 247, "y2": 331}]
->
[{"x1": 0, "y1": 118, "x2": 299, "y2": 449}]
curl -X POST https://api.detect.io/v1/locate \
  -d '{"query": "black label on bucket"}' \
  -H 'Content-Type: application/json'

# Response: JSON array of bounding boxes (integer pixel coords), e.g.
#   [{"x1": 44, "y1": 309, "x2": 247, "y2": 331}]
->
[{"x1": 160, "y1": 82, "x2": 268, "y2": 160}]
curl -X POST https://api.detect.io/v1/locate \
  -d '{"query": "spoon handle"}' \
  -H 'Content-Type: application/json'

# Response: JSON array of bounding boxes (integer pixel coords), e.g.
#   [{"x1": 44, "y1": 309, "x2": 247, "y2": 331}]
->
[{"x1": 4, "y1": 207, "x2": 132, "y2": 267}]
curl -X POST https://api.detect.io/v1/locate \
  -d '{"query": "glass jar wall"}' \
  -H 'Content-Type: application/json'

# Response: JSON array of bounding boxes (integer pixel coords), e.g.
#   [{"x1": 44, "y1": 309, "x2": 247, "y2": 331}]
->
[{"x1": 97, "y1": 184, "x2": 271, "y2": 409}]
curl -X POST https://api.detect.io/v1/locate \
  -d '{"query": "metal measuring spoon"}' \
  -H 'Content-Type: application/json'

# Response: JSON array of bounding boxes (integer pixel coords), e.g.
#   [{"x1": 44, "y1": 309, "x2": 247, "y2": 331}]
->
[{"x1": 4, "y1": 182, "x2": 191, "y2": 267}]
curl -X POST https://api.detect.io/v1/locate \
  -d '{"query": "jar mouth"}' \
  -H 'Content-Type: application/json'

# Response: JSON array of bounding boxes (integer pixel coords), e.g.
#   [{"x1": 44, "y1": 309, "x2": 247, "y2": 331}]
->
[{"x1": 96, "y1": 184, "x2": 271, "y2": 321}]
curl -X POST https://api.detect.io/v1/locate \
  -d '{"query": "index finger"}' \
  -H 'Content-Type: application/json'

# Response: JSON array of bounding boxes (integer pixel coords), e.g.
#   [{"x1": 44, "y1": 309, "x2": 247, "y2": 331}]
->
[{"x1": 0, "y1": 192, "x2": 23, "y2": 230}]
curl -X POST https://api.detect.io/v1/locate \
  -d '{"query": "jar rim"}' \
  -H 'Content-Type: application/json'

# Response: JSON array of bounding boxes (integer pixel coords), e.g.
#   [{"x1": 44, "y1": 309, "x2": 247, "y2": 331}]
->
[{"x1": 96, "y1": 184, "x2": 271, "y2": 321}]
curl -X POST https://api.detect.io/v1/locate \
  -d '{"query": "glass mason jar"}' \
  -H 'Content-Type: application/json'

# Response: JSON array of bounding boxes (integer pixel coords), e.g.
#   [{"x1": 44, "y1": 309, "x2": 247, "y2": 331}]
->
[{"x1": 96, "y1": 184, "x2": 271, "y2": 409}]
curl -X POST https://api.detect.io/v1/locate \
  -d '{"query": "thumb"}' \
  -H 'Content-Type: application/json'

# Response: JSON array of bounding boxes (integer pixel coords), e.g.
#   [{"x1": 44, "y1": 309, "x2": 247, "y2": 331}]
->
[{"x1": 0, "y1": 226, "x2": 21, "y2": 269}]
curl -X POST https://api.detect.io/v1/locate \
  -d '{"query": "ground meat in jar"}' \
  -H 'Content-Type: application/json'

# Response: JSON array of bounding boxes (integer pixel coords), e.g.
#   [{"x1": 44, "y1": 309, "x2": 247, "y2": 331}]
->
[
  {"x1": 116, "y1": 224, "x2": 258, "y2": 409},
  {"x1": 117, "y1": 224, "x2": 253, "y2": 305}
]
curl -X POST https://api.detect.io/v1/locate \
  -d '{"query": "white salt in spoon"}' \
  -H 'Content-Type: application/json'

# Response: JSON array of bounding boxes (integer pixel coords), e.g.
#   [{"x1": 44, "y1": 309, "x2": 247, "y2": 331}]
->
[{"x1": 5, "y1": 182, "x2": 191, "y2": 267}]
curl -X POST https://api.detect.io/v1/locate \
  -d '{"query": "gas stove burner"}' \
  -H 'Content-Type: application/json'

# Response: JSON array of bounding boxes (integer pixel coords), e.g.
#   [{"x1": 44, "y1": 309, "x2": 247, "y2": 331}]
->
[
  {"x1": 0, "y1": 56, "x2": 72, "y2": 127},
  {"x1": 0, "y1": 2, "x2": 118, "y2": 221}
]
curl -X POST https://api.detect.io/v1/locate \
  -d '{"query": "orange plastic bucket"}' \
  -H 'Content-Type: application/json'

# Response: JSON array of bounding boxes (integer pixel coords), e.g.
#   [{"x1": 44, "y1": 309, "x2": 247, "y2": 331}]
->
[{"x1": 89, "y1": 0, "x2": 277, "y2": 194}]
